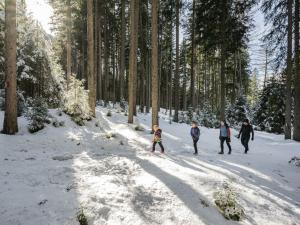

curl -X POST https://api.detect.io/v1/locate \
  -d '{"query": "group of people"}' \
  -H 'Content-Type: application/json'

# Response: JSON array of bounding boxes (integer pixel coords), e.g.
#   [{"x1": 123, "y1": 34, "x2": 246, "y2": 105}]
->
[{"x1": 151, "y1": 119, "x2": 254, "y2": 155}]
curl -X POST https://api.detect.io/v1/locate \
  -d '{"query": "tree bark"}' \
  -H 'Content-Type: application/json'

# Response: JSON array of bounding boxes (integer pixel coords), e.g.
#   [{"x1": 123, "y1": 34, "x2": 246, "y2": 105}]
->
[
  {"x1": 3, "y1": 0, "x2": 18, "y2": 134},
  {"x1": 173, "y1": 0, "x2": 180, "y2": 122},
  {"x1": 66, "y1": 0, "x2": 72, "y2": 89},
  {"x1": 120, "y1": 0, "x2": 126, "y2": 101},
  {"x1": 190, "y1": 0, "x2": 196, "y2": 109},
  {"x1": 87, "y1": 0, "x2": 96, "y2": 116},
  {"x1": 97, "y1": 1, "x2": 103, "y2": 100},
  {"x1": 220, "y1": 0, "x2": 227, "y2": 121},
  {"x1": 128, "y1": 0, "x2": 139, "y2": 123},
  {"x1": 285, "y1": 0, "x2": 292, "y2": 139},
  {"x1": 294, "y1": 0, "x2": 300, "y2": 141},
  {"x1": 151, "y1": 0, "x2": 159, "y2": 128}
]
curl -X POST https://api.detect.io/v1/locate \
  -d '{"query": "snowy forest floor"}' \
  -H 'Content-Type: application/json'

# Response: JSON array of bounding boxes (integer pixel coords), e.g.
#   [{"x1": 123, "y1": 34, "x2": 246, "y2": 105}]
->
[{"x1": 0, "y1": 106, "x2": 300, "y2": 225}]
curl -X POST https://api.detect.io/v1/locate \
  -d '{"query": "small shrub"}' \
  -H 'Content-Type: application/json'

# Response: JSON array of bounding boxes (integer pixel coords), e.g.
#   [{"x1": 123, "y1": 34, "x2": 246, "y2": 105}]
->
[
  {"x1": 52, "y1": 118, "x2": 60, "y2": 127},
  {"x1": 106, "y1": 132, "x2": 116, "y2": 139},
  {"x1": 214, "y1": 182, "x2": 245, "y2": 221},
  {"x1": 63, "y1": 77, "x2": 91, "y2": 126},
  {"x1": 106, "y1": 110, "x2": 112, "y2": 117},
  {"x1": 289, "y1": 157, "x2": 300, "y2": 167},
  {"x1": 134, "y1": 125, "x2": 144, "y2": 131},
  {"x1": 26, "y1": 97, "x2": 49, "y2": 133},
  {"x1": 77, "y1": 209, "x2": 88, "y2": 225}
]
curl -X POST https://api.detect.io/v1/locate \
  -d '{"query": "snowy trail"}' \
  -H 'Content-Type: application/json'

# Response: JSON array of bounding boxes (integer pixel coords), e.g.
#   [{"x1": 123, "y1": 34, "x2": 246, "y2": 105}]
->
[{"x1": 0, "y1": 107, "x2": 299, "y2": 225}]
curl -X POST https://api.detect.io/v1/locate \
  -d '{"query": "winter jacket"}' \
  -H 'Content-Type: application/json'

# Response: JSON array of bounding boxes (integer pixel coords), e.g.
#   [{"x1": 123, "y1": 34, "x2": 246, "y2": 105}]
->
[
  {"x1": 219, "y1": 126, "x2": 231, "y2": 141},
  {"x1": 154, "y1": 129, "x2": 162, "y2": 142},
  {"x1": 191, "y1": 127, "x2": 200, "y2": 140},
  {"x1": 239, "y1": 124, "x2": 254, "y2": 139}
]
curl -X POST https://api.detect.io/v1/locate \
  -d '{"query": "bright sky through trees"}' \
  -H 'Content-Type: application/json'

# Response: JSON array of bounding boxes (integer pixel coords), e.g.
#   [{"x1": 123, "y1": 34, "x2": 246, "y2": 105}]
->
[
  {"x1": 26, "y1": 0, "x2": 266, "y2": 79},
  {"x1": 25, "y1": 0, "x2": 53, "y2": 34}
]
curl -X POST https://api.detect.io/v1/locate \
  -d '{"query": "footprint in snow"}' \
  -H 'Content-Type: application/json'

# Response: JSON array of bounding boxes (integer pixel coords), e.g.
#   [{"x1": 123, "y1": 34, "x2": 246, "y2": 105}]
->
[{"x1": 52, "y1": 154, "x2": 73, "y2": 161}]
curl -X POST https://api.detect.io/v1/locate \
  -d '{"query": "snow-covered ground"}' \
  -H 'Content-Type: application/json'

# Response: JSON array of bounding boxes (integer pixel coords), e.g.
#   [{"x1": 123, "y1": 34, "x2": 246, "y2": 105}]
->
[{"x1": 0, "y1": 106, "x2": 299, "y2": 225}]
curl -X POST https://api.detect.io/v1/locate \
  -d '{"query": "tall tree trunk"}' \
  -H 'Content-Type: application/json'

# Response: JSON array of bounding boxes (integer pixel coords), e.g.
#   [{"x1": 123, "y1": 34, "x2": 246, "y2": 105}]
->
[
  {"x1": 128, "y1": 0, "x2": 139, "y2": 123},
  {"x1": 97, "y1": 1, "x2": 103, "y2": 100},
  {"x1": 220, "y1": 0, "x2": 227, "y2": 121},
  {"x1": 87, "y1": 0, "x2": 96, "y2": 116},
  {"x1": 173, "y1": 0, "x2": 180, "y2": 122},
  {"x1": 190, "y1": 0, "x2": 196, "y2": 109},
  {"x1": 151, "y1": 0, "x2": 159, "y2": 128},
  {"x1": 103, "y1": 5, "x2": 109, "y2": 104},
  {"x1": 294, "y1": 0, "x2": 300, "y2": 141},
  {"x1": 66, "y1": 0, "x2": 72, "y2": 89},
  {"x1": 3, "y1": 0, "x2": 18, "y2": 134},
  {"x1": 285, "y1": 0, "x2": 292, "y2": 139},
  {"x1": 140, "y1": 1, "x2": 147, "y2": 113},
  {"x1": 120, "y1": 0, "x2": 126, "y2": 101}
]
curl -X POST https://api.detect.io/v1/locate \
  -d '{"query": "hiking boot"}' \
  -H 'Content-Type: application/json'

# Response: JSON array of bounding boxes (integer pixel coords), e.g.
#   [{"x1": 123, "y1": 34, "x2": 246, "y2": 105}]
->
[{"x1": 218, "y1": 151, "x2": 224, "y2": 154}]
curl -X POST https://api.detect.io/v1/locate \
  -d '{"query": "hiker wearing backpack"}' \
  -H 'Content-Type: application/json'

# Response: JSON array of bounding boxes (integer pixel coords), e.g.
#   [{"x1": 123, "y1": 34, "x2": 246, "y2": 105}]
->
[{"x1": 152, "y1": 125, "x2": 165, "y2": 153}]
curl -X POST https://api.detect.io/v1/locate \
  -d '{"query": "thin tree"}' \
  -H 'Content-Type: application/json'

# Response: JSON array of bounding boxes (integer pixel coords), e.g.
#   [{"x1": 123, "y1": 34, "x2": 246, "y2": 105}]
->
[
  {"x1": 2, "y1": 0, "x2": 18, "y2": 134},
  {"x1": 66, "y1": 0, "x2": 72, "y2": 89},
  {"x1": 190, "y1": 0, "x2": 196, "y2": 109},
  {"x1": 120, "y1": 0, "x2": 126, "y2": 101},
  {"x1": 173, "y1": 0, "x2": 180, "y2": 122},
  {"x1": 294, "y1": 0, "x2": 300, "y2": 141},
  {"x1": 151, "y1": 0, "x2": 159, "y2": 128},
  {"x1": 220, "y1": 0, "x2": 227, "y2": 121},
  {"x1": 285, "y1": 0, "x2": 292, "y2": 139},
  {"x1": 128, "y1": 0, "x2": 139, "y2": 123},
  {"x1": 87, "y1": 0, "x2": 96, "y2": 116}
]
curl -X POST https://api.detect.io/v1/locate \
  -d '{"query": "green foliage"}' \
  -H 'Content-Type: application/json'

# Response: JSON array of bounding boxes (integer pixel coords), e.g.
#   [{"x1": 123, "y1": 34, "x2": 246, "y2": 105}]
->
[
  {"x1": 25, "y1": 97, "x2": 49, "y2": 133},
  {"x1": 63, "y1": 77, "x2": 91, "y2": 126},
  {"x1": 253, "y1": 76, "x2": 285, "y2": 133},
  {"x1": 106, "y1": 110, "x2": 112, "y2": 117},
  {"x1": 226, "y1": 95, "x2": 251, "y2": 128},
  {"x1": 197, "y1": 102, "x2": 219, "y2": 128},
  {"x1": 77, "y1": 209, "x2": 88, "y2": 225},
  {"x1": 247, "y1": 69, "x2": 260, "y2": 107},
  {"x1": 214, "y1": 182, "x2": 245, "y2": 221}
]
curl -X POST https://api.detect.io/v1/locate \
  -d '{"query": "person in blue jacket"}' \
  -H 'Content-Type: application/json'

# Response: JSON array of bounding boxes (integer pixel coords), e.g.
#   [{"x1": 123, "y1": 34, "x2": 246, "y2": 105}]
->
[{"x1": 190, "y1": 121, "x2": 200, "y2": 155}]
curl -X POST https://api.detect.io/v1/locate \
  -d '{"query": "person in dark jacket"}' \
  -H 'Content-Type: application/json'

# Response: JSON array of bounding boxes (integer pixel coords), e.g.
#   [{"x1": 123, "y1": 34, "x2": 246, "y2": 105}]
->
[
  {"x1": 152, "y1": 125, "x2": 165, "y2": 153},
  {"x1": 219, "y1": 121, "x2": 232, "y2": 154},
  {"x1": 238, "y1": 119, "x2": 254, "y2": 154},
  {"x1": 190, "y1": 121, "x2": 200, "y2": 155}
]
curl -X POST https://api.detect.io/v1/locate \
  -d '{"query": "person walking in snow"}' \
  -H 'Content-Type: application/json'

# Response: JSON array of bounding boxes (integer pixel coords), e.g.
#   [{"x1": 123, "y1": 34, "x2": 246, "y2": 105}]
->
[
  {"x1": 238, "y1": 119, "x2": 254, "y2": 154},
  {"x1": 190, "y1": 121, "x2": 200, "y2": 155},
  {"x1": 152, "y1": 125, "x2": 165, "y2": 153},
  {"x1": 219, "y1": 121, "x2": 232, "y2": 155}
]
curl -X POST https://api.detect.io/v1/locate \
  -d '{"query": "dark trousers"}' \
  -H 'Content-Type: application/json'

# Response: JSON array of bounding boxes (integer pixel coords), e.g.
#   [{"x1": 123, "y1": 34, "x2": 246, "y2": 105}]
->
[
  {"x1": 220, "y1": 137, "x2": 231, "y2": 153},
  {"x1": 241, "y1": 136, "x2": 250, "y2": 152},
  {"x1": 193, "y1": 139, "x2": 199, "y2": 154},
  {"x1": 152, "y1": 141, "x2": 164, "y2": 152}
]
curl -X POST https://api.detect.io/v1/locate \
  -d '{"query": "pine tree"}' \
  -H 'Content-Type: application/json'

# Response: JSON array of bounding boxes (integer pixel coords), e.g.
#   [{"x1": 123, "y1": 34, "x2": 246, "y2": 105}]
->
[
  {"x1": 254, "y1": 76, "x2": 285, "y2": 134},
  {"x1": 226, "y1": 95, "x2": 250, "y2": 128}
]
